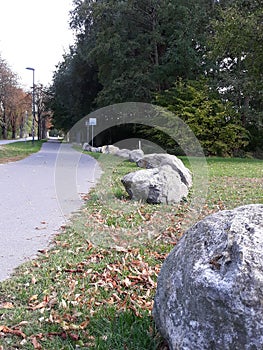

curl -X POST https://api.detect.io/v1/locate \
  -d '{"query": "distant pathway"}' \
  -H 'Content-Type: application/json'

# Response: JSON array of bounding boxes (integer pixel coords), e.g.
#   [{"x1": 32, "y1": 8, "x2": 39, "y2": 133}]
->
[
  {"x1": 0, "y1": 141, "x2": 101, "y2": 281},
  {"x1": 0, "y1": 137, "x2": 33, "y2": 145}
]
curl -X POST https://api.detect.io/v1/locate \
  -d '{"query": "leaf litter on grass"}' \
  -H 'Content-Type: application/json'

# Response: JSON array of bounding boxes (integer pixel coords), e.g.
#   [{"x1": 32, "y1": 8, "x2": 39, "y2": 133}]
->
[
  {"x1": 0, "y1": 238, "x2": 169, "y2": 348},
  {"x1": 0, "y1": 156, "x2": 262, "y2": 349}
]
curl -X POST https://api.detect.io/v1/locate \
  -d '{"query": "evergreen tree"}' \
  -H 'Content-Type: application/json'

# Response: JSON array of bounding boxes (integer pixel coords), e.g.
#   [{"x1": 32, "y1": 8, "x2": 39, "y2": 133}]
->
[
  {"x1": 208, "y1": 0, "x2": 263, "y2": 155},
  {"x1": 69, "y1": 0, "x2": 210, "y2": 106},
  {"x1": 155, "y1": 79, "x2": 249, "y2": 156}
]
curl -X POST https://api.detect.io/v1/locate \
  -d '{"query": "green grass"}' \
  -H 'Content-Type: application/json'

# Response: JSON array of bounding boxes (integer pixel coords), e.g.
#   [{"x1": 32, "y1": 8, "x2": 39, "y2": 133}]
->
[
  {"x1": 205, "y1": 157, "x2": 263, "y2": 178},
  {"x1": 0, "y1": 140, "x2": 45, "y2": 163},
  {"x1": 0, "y1": 152, "x2": 262, "y2": 349},
  {"x1": 204, "y1": 157, "x2": 263, "y2": 210}
]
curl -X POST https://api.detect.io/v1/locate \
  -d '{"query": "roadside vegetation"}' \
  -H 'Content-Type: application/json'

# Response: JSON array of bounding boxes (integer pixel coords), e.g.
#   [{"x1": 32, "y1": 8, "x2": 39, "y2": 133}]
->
[
  {"x1": 50, "y1": 1, "x2": 263, "y2": 158},
  {"x1": 0, "y1": 152, "x2": 262, "y2": 349},
  {"x1": 0, "y1": 141, "x2": 45, "y2": 164}
]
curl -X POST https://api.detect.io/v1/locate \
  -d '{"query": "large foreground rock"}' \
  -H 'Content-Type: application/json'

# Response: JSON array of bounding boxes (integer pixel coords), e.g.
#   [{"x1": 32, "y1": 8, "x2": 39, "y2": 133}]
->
[
  {"x1": 153, "y1": 204, "x2": 263, "y2": 349},
  {"x1": 137, "y1": 153, "x2": 192, "y2": 188},
  {"x1": 121, "y1": 165, "x2": 188, "y2": 204}
]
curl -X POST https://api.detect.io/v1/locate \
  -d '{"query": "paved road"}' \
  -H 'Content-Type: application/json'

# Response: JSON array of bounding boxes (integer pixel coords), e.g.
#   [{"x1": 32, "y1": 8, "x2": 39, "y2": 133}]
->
[
  {"x1": 0, "y1": 141, "x2": 101, "y2": 281},
  {"x1": 0, "y1": 137, "x2": 32, "y2": 145}
]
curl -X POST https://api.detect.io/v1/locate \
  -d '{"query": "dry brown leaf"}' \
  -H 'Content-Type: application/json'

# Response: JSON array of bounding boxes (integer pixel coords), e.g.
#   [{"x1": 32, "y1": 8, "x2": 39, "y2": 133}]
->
[
  {"x1": 17, "y1": 321, "x2": 29, "y2": 327},
  {"x1": 0, "y1": 302, "x2": 14, "y2": 309},
  {"x1": 31, "y1": 296, "x2": 49, "y2": 310},
  {"x1": 31, "y1": 336, "x2": 42, "y2": 349},
  {"x1": 37, "y1": 249, "x2": 48, "y2": 256},
  {"x1": 29, "y1": 294, "x2": 38, "y2": 302},
  {"x1": 31, "y1": 301, "x2": 47, "y2": 310},
  {"x1": 69, "y1": 333, "x2": 79, "y2": 341},
  {"x1": 0, "y1": 325, "x2": 26, "y2": 338},
  {"x1": 31, "y1": 276, "x2": 37, "y2": 284}
]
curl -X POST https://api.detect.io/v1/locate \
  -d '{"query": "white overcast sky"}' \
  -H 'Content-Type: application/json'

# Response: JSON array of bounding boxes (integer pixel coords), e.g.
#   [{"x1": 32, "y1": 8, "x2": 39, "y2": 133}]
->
[{"x1": 0, "y1": 0, "x2": 74, "y2": 89}]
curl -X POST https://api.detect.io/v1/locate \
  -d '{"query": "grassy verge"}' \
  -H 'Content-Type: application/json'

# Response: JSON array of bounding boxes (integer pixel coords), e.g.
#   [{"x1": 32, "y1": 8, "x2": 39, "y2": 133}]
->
[
  {"x1": 0, "y1": 153, "x2": 262, "y2": 349},
  {"x1": 0, "y1": 140, "x2": 45, "y2": 164}
]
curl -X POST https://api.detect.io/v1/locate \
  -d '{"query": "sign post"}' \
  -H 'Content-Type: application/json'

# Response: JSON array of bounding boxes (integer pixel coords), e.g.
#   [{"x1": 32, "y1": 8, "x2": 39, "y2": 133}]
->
[
  {"x1": 85, "y1": 120, "x2": 89, "y2": 144},
  {"x1": 89, "y1": 118, "x2": 97, "y2": 147}
]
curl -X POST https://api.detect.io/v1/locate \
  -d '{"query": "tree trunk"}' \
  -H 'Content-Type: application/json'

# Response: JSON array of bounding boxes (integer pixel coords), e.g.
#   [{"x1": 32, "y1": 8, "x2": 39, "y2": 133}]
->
[
  {"x1": 2, "y1": 111, "x2": 7, "y2": 139},
  {"x1": 11, "y1": 126, "x2": 16, "y2": 139},
  {"x1": 19, "y1": 125, "x2": 23, "y2": 138},
  {"x1": 242, "y1": 95, "x2": 250, "y2": 126},
  {"x1": 152, "y1": 7, "x2": 161, "y2": 92},
  {"x1": 41, "y1": 116, "x2": 47, "y2": 139}
]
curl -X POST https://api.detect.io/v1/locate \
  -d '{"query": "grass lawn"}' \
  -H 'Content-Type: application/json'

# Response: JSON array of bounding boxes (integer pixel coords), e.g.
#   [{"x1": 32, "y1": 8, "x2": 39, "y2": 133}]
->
[
  {"x1": 0, "y1": 153, "x2": 262, "y2": 349},
  {"x1": 0, "y1": 141, "x2": 45, "y2": 164}
]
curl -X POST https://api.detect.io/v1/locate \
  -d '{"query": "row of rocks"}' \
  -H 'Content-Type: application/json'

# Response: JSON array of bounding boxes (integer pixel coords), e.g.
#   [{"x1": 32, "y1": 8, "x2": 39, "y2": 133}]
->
[
  {"x1": 83, "y1": 143, "x2": 193, "y2": 204},
  {"x1": 82, "y1": 143, "x2": 144, "y2": 162}
]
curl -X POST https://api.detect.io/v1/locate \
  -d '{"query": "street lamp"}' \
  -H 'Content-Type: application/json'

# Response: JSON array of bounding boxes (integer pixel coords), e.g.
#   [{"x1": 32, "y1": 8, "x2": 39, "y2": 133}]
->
[{"x1": 26, "y1": 67, "x2": 36, "y2": 143}]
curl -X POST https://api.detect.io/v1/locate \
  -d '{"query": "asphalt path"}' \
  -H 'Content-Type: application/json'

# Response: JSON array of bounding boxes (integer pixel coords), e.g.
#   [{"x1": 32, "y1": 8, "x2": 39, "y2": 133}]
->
[
  {"x1": 0, "y1": 137, "x2": 32, "y2": 145},
  {"x1": 0, "y1": 141, "x2": 101, "y2": 281}
]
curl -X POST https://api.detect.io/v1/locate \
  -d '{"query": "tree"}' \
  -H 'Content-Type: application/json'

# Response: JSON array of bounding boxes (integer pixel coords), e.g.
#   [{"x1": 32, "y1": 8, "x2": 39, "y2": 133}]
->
[
  {"x1": 34, "y1": 84, "x2": 53, "y2": 139},
  {"x1": 0, "y1": 55, "x2": 18, "y2": 138},
  {"x1": 155, "y1": 79, "x2": 249, "y2": 156},
  {"x1": 50, "y1": 0, "x2": 261, "y2": 157},
  {"x1": 209, "y1": 1, "x2": 263, "y2": 126},
  {"x1": 49, "y1": 46, "x2": 102, "y2": 132},
  {"x1": 68, "y1": 0, "x2": 211, "y2": 106},
  {"x1": 5, "y1": 87, "x2": 30, "y2": 139}
]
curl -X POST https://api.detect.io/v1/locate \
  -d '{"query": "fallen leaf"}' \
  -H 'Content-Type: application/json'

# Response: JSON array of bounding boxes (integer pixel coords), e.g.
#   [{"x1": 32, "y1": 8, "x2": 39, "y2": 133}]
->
[
  {"x1": 0, "y1": 325, "x2": 26, "y2": 338},
  {"x1": 31, "y1": 336, "x2": 42, "y2": 349},
  {"x1": 37, "y1": 249, "x2": 48, "y2": 255},
  {"x1": 31, "y1": 302, "x2": 47, "y2": 310},
  {"x1": 17, "y1": 321, "x2": 29, "y2": 326},
  {"x1": 0, "y1": 302, "x2": 14, "y2": 309},
  {"x1": 69, "y1": 333, "x2": 79, "y2": 341},
  {"x1": 31, "y1": 296, "x2": 49, "y2": 311},
  {"x1": 29, "y1": 294, "x2": 38, "y2": 302}
]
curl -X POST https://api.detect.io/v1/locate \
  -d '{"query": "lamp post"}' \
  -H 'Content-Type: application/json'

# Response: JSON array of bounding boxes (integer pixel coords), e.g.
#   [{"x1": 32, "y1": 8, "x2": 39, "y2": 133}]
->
[{"x1": 26, "y1": 67, "x2": 36, "y2": 143}]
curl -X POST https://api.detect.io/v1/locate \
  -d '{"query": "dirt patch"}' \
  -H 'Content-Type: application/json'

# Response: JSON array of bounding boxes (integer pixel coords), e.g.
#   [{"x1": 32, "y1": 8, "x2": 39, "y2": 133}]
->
[{"x1": 0, "y1": 156, "x2": 24, "y2": 164}]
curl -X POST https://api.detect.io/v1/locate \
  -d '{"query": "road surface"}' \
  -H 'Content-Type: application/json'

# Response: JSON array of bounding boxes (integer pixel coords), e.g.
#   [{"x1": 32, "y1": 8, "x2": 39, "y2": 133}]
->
[
  {"x1": 0, "y1": 141, "x2": 101, "y2": 281},
  {"x1": 0, "y1": 137, "x2": 33, "y2": 145}
]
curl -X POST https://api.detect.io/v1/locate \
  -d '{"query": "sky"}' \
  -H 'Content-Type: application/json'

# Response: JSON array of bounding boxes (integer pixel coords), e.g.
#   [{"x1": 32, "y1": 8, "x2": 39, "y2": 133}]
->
[{"x1": 0, "y1": 0, "x2": 75, "y2": 89}]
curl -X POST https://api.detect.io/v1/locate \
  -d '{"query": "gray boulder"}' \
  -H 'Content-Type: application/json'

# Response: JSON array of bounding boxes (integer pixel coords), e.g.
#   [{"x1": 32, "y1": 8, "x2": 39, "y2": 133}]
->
[
  {"x1": 82, "y1": 143, "x2": 101, "y2": 152},
  {"x1": 137, "y1": 153, "x2": 192, "y2": 188},
  {"x1": 101, "y1": 145, "x2": 120, "y2": 155},
  {"x1": 115, "y1": 148, "x2": 131, "y2": 159},
  {"x1": 121, "y1": 165, "x2": 188, "y2": 204},
  {"x1": 101, "y1": 145, "x2": 108, "y2": 154},
  {"x1": 153, "y1": 204, "x2": 263, "y2": 350},
  {"x1": 82, "y1": 143, "x2": 91, "y2": 151},
  {"x1": 90, "y1": 146, "x2": 101, "y2": 153},
  {"x1": 129, "y1": 149, "x2": 144, "y2": 162}
]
